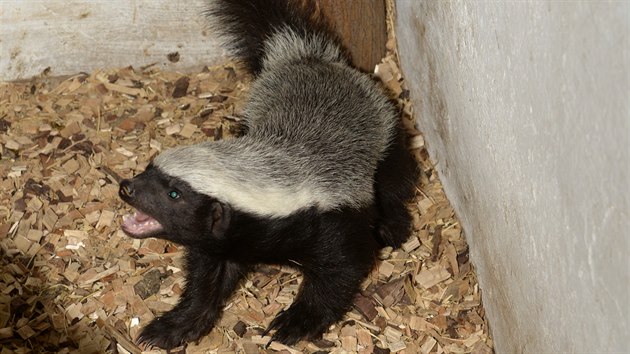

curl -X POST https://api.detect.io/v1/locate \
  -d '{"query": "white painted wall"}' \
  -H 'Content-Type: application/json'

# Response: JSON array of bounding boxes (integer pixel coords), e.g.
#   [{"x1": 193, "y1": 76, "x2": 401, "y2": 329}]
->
[
  {"x1": 395, "y1": 1, "x2": 628, "y2": 353},
  {"x1": 0, "y1": 0, "x2": 226, "y2": 81}
]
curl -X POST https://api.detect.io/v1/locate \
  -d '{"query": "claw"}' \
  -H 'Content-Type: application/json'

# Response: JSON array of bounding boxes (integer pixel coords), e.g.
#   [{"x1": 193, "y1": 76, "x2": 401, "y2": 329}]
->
[
  {"x1": 264, "y1": 337, "x2": 273, "y2": 349},
  {"x1": 262, "y1": 309, "x2": 284, "y2": 337},
  {"x1": 135, "y1": 335, "x2": 153, "y2": 351},
  {"x1": 271, "y1": 331, "x2": 281, "y2": 342},
  {"x1": 261, "y1": 327, "x2": 272, "y2": 337},
  {"x1": 262, "y1": 322, "x2": 276, "y2": 348},
  {"x1": 135, "y1": 334, "x2": 146, "y2": 347},
  {"x1": 135, "y1": 327, "x2": 149, "y2": 347}
]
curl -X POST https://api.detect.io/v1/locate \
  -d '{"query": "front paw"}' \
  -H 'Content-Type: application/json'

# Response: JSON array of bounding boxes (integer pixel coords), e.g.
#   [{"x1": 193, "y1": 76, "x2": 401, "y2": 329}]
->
[
  {"x1": 265, "y1": 304, "x2": 334, "y2": 346},
  {"x1": 136, "y1": 313, "x2": 214, "y2": 350}
]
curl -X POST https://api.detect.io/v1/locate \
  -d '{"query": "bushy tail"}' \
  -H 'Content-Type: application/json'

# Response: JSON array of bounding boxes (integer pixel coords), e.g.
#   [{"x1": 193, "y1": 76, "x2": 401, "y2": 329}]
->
[{"x1": 205, "y1": 0, "x2": 347, "y2": 75}]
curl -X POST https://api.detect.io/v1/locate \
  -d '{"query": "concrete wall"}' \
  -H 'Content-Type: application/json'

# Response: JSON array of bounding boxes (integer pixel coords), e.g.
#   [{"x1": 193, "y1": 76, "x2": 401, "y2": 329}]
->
[
  {"x1": 395, "y1": 1, "x2": 628, "y2": 353},
  {"x1": 0, "y1": 0, "x2": 226, "y2": 81}
]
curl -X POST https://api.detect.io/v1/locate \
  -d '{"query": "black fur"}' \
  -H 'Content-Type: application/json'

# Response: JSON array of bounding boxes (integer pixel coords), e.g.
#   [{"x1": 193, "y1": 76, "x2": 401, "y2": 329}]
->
[
  {"x1": 374, "y1": 124, "x2": 419, "y2": 248},
  {"x1": 119, "y1": 166, "x2": 379, "y2": 347},
  {"x1": 204, "y1": 0, "x2": 344, "y2": 75}
]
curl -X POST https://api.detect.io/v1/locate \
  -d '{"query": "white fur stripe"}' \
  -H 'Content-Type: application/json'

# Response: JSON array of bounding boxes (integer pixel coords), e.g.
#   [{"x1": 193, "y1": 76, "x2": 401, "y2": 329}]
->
[{"x1": 153, "y1": 142, "x2": 342, "y2": 218}]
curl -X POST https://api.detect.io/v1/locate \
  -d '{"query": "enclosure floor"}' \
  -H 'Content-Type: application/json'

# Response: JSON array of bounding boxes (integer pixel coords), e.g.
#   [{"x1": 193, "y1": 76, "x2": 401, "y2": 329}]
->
[{"x1": 0, "y1": 55, "x2": 493, "y2": 354}]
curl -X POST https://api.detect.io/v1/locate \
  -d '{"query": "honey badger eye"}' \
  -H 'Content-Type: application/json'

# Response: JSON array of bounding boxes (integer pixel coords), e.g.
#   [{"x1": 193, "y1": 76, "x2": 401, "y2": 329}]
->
[{"x1": 168, "y1": 190, "x2": 180, "y2": 199}]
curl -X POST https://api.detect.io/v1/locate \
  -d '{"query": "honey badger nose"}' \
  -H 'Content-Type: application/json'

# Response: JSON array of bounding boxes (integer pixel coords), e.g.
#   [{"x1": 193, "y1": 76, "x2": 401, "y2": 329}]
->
[{"x1": 119, "y1": 179, "x2": 135, "y2": 198}]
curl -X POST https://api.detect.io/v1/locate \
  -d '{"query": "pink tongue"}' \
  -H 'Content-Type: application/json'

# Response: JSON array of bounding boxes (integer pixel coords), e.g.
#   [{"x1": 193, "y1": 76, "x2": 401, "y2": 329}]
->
[
  {"x1": 135, "y1": 211, "x2": 151, "y2": 222},
  {"x1": 122, "y1": 209, "x2": 163, "y2": 238}
]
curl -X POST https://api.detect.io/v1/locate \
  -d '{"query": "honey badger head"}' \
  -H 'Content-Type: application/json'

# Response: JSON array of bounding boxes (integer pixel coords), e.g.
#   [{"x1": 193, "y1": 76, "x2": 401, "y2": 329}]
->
[{"x1": 118, "y1": 163, "x2": 231, "y2": 246}]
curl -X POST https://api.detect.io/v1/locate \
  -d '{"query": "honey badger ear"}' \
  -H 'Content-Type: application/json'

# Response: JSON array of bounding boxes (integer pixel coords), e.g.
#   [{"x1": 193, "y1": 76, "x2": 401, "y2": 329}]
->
[{"x1": 209, "y1": 201, "x2": 232, "y2": 237}]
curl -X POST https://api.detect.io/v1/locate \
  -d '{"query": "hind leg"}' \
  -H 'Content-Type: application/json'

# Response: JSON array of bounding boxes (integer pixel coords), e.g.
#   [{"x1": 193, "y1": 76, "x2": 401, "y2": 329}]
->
[
  {"x1": 265, "y1": 267, "x2": 367, "y2": 345},
  {"x1": 264, "y1": 209, "x2": 378, "y2": 345},
  {"x1": 374, "y1": 126, "x2": 419, "y2": 248}
]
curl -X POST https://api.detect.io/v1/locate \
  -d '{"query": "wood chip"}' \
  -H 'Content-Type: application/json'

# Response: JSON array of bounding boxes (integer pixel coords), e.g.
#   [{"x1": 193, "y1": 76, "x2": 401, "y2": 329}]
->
[
  {"x1": 16, "y1": 325, "x2": 36, "y2": 340},
  {"x1": 96, "y1": 210, "x2": 115, "y2": 230},
  {"x1": 165, "y1": 124, "x2": 181, "y2": 136},
  {"x1": 0, "y1": 327, "x2": 13, "y2": 340},
  {"x1": 379, "y1": 260, "x2": 395, "y2": 278},
  {"x1": 179, "y1": 123, "x2": 197, "y2": 138},
  {"x1": 77, "y1": 265, "x2": 120, "y2": 286},
  {"x1": 420, "y1": 336, "x2": 437, "y2": 354},
  {"x1": 389, "y1": 340, "x2": 406, "y2": 352},
  {"x1": 102, "y1": 82, "x2": 146, "y2": 97},
  {"x1": 354, "y1": 295, "x2": 378, "y2": 321},
  {"x1": 401, "y1": 236, "x2": 420, "y2": 252},
  {"x1": 415, "y1": 266, "x2": 451, "y2": 289}
]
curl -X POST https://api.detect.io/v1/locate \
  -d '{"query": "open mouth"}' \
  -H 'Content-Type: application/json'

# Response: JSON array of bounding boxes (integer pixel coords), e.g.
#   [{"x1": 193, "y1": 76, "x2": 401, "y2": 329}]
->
[{"x1": 121, "y1": 210, "x2": 164, "y2": 238}]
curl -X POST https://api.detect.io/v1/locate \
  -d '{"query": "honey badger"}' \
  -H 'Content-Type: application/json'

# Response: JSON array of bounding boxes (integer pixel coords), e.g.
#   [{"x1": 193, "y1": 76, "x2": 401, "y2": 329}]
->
[{"x1": 118, "y1": 0, "x2": 418, "y2": 349}]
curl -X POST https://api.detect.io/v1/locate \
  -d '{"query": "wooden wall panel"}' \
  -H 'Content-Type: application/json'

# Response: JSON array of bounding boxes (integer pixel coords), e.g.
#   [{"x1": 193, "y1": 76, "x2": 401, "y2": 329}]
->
[{"x1": 316, "y1": 0, "x2": 388, "y2": 72}]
